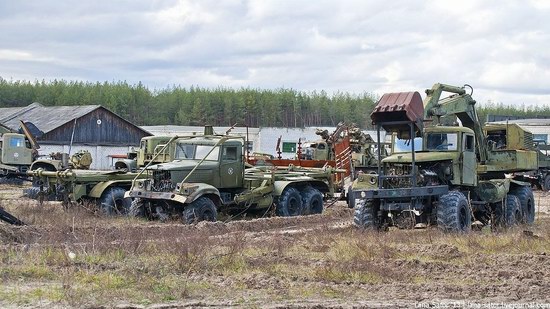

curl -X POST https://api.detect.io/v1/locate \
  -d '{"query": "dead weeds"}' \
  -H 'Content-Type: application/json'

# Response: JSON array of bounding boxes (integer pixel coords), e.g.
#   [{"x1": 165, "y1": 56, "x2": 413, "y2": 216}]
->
[{"x1": 0, "y1": 191, "x2": 549, "y2": 307}]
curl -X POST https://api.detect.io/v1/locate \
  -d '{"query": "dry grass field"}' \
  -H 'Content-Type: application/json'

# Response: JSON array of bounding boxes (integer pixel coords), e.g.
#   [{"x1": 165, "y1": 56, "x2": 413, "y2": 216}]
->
[{"x1": 0, "y1": 184, "x2": 549, "y2": 308}]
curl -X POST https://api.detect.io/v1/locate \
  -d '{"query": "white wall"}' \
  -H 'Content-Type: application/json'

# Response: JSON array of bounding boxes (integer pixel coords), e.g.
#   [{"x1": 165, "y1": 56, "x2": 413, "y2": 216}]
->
[
  {"x1": 37, "y1": 126, "x2": 386, "y2": 169},
  {"x1": 38, "y1": 145, "x2": 132, "y2": 170},
  {"x1": 257, "y1": 127, "x2": 385, "y2": 158}
]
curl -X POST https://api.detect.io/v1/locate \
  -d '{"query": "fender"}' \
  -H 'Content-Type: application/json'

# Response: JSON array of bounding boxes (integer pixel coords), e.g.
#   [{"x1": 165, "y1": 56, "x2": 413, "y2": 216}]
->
[
  {"x1": 509, "y1": 178, "x2": 531, "y2": 189},
  {"x1": 115, "y1": 159, "x2": 137, "y2": 172},
  {"x1": 89, "y1": 180, "x2": 132, "y2": 198},
  {"x1": 273, "y1": 180, "x2": 330, "y2": 196},
  {"x1": 181, "y1": 182, "x2": 221, "y2": 204},
  {"x1": 30, "y1": 159, "x2": 62, "y2": 171},
  {"x1": 476, "y1": 178, "x2": 532, "y2": 204}
]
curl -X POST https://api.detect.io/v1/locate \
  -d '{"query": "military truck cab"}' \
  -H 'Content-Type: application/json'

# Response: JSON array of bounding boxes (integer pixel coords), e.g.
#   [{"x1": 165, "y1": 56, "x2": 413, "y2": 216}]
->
[
  {"x1": 300, "y1": 141, "x2": 330, "y2": 160},
  {"x1": 423, "y1": 126, "x2": 477, "y2": 186},
  {"x1": 129, "y1": 135, "x2": 246, "y2": 208},
  {"x1": 0, "y1": 133, "x2": 34, "y2": 174}
]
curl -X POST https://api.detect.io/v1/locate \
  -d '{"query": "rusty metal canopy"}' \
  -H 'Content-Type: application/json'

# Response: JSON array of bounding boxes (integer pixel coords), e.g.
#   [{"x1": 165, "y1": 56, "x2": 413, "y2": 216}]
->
[{"x1": 371, "y1": 91, "x2": 424, "y2": 138}]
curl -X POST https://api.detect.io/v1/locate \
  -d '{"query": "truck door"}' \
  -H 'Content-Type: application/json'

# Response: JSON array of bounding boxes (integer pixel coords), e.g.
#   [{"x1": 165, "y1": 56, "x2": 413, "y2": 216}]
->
[
  {"x1": 462, "y1": 134, "x2": 476, "y2": 186},
  {"x1": 220, "y1": 143, "x2": 243, "y2": 188},
  {"x1": 2, "y1": 134, "x2": 32, "y2": 165}
]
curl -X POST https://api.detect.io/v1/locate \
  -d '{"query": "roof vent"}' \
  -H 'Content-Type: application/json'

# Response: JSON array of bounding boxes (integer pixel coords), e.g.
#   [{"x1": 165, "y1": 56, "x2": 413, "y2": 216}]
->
[{"x1": 204, "y1": 126, "x2": 214, "y2": 135}]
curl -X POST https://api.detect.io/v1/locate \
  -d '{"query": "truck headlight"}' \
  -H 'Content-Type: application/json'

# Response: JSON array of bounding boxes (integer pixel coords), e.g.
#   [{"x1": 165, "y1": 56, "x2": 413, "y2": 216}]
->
[{"x1": 368, "y1": 175, "x2": 377, "y2": 185}]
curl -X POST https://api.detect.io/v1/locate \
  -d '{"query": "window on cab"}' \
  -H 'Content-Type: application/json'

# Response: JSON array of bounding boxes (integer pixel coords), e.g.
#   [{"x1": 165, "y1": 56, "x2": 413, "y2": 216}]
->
[
  {"x1": 175, "y1": 143, "x2": 196, "y2": 159},
  {"x1": 426, "y1": 133, "x2": 458, "y2": 151},
  {"x1": 393, "y1": 137, "x2": 423, "y2": 153},
  {"x1": 195, "y1": 145, "x2": 220, "y2": 161}
]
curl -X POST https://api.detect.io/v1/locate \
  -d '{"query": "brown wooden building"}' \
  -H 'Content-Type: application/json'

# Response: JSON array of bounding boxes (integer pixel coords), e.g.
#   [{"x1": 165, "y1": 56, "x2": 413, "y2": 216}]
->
[{"x1": 0, "y1": 102, "x2": 151, "y2": 169}]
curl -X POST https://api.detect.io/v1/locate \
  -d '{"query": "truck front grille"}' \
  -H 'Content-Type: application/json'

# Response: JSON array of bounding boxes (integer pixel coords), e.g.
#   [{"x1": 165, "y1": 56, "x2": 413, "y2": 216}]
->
[
  {"x1": 152, "y1": 170, "x2": 174, "y2": 192},
  {"x1": 384, "y1": 164, "x2": 413, "y2": 188}
]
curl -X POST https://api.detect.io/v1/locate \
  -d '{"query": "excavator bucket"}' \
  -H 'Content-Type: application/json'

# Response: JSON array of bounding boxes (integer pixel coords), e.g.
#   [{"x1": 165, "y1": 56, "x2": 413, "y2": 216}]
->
[{"x1": 371, "y1": 91, "x2": 424, "y2": 138}]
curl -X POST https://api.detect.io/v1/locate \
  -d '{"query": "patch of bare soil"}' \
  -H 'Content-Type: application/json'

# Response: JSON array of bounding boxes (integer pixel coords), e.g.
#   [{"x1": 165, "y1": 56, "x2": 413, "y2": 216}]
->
[{"x1": 0, "y1": 185, "x2": 549, "y2": 308}]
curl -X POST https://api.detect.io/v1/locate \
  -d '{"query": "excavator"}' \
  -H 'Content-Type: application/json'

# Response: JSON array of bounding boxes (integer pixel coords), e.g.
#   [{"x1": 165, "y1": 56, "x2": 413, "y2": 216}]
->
[{"x1": 351, "y1": 83, "x2": 537, "y2": 232}]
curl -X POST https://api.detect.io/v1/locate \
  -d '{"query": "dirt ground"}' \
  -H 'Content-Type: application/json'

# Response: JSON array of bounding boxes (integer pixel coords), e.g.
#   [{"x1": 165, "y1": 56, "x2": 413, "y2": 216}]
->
[{"x1": 0, "y1": 184, "x2": 549, "y2": 308}]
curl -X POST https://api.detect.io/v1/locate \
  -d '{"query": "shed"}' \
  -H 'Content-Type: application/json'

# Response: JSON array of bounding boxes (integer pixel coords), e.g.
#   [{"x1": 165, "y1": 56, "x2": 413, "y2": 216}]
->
[{"x1": 0, "y1": 102, "x2": 151, "y2": 169}]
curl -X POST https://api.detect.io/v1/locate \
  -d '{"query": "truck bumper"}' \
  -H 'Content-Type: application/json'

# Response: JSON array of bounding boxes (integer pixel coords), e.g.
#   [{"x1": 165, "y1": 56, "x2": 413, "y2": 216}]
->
[
  {"x1": 353, "y1": 185, "x2": 449, "y2": 212},
  {"x1": 354, "y1": 185, "x2": 448, "y2": 199},
  {"x1": 126, "y1": 190, "x2": 188, "y2": 204}
]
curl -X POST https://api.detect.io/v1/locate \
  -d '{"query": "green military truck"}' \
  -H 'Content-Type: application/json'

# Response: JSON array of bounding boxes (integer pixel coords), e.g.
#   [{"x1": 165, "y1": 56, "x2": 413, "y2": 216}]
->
[
  {"x1": 126, "y1": 127, "x2": 342, "y2": 223},
  {"x1": 351, "y1": 83, "x2": 537, "y2": 232},
  {"x1": 114, "y1": 135, "x2": 173, "y2": 172},
  {"x1": 484, "y1": 123, "x2": 550, "y2": 191}
]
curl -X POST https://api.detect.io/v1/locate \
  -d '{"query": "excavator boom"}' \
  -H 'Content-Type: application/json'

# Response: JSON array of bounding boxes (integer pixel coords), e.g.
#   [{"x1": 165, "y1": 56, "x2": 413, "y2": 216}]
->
[{"x1": 422, "y1": 83, "x2": 487, "y2": 163}]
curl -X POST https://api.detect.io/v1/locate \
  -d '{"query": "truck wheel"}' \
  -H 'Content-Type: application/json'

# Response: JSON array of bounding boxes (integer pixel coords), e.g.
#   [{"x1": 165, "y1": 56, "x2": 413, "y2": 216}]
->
[
  {"x1": 437, "y1": 191, "x2": 471, "y2": 233},
  {"x1": 276, "y1": 187, "x2": 303, "y2": 217},
  {"x1": 99, "y1": 187, "x2": 132, "y2": 216},
  {"x1": 510, "y1": 186, "x2": 535, "y2": 224},
  {"x1": 301, "y1": 187, "x2": 324, "y2": 215},
  {"x1": 24, "y1": 187, "x2": 40, "y2": 199},
  {"x1": 129, "y1": 198, "x2": 145, "y2": 217},
  {"x1": 183, "y1": 197, "x2": 217, "y2": 224},
  {"x1": 353, "y1": 199, "x2": 379, "y2": 229},
  {"x1": 347, "y1": 185, "x2": 355, "y2": 209},
  {"x1": 496, "y1": 195, "x2": 522, "y2": 228}
]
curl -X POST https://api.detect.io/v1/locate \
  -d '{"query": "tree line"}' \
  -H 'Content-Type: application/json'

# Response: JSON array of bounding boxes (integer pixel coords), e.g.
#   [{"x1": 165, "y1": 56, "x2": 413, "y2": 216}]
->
[{"x1": 1, "y1": 78, "x2": 549, "y2": 128}]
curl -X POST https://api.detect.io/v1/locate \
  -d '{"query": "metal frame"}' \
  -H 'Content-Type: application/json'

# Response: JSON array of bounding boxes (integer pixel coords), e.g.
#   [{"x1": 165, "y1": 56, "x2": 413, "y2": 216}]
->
[{"x1": 376, "y1": 120, "x2": 418, "y2": 189}]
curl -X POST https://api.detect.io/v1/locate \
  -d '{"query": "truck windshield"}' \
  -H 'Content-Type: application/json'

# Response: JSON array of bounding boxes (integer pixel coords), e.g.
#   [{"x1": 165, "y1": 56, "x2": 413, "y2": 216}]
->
[
  {"x1": 175, "y1": 144, "x2": 220, "y2": 160},
  {"x1": 426, "y1": 133, "x2": 458, "y2": 151},
  {"x1": 195, "y1": 145, "x2": 220, "y2": 161},
  {"x1": 393, "y1": 137, "x2": 422, "y2": 153},
  {"x1": 175, "y1": 144, "x2": 196, "y2": 159}
]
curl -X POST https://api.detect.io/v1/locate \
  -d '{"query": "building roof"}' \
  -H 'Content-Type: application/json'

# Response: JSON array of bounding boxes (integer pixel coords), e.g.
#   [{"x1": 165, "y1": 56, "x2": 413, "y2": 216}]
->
[
  {"x1": 490, "y1": 118, "x2": 550, "y2": 126},
  {"x1": 142, "y1": 125, "x2": 260, "y2": 136},
  {"x1": 0, "y1": 122, "x2": 11, "y2": 133},
  {"x1": 0, "y1": 102, "x2": 101, "y2": 133}
]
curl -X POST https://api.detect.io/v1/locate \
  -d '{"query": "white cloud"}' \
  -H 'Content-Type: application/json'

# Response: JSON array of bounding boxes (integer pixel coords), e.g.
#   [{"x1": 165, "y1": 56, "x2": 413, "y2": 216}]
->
[{"x1": 0, "y1": 0, "x2": 548, "y2": 106}]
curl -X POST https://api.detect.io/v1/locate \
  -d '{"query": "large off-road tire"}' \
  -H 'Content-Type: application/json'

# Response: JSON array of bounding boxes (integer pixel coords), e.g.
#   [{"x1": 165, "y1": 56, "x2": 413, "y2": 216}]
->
[
  {"x1": 437, "y1": 191, "x2": 471, "y2": 233},
  {"x1": 353, "y1": 199, "x2": 379, "y2": 229},
  {"x1": 510, "y1": 186, "x2": 535, "y2": 224},
  {"x1": 347, "y1": 185, "x2": 355, "y2": 209},
  {"x1": 129, "y1": 198, "x2": 146, "y2": 217},
  {"x1": 276, "y1": 187, "x2": 303, "y2": 217},
  {"x1": 496, "y1": 195, "x2": 522, "y2": 228},
  {"x1": 182, "y1": 197, "x2": 217, "y2": 224},
  {"x1": 301, "y1": 187, "x2": 324, "y2": 215},
  {"x1": 23, "y1": 187, "x2": 41, "y2": 199},
  {"x1": 99, "y1": 187, "x2": 132, "y2": 216}
]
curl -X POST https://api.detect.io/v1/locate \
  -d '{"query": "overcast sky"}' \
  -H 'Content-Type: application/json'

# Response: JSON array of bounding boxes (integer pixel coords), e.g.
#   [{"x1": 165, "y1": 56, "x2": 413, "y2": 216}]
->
[{"x1": 0, "y1": 0, "x2": 549, "y2": 106}]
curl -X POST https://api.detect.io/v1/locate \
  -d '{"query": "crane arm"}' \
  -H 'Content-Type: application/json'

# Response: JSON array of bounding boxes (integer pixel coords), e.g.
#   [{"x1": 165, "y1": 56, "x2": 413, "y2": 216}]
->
[{"x1": 423, "y1": 83, "x2": 487, "y2": 163}]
